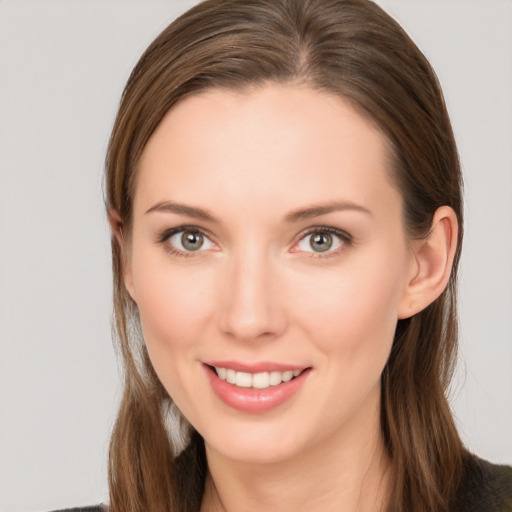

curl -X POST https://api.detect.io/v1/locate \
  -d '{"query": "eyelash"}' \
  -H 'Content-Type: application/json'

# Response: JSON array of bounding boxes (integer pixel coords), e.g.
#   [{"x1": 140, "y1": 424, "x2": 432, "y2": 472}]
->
[
  {"x1": 155, "y1": 225, "x2": 353, "y2": 259},
  {"x1": 155, "y1": 225, "x2": 212, "y2": 258},
  {"x1": 297, "y1": 226, "x2": 353, "y2": 259}
]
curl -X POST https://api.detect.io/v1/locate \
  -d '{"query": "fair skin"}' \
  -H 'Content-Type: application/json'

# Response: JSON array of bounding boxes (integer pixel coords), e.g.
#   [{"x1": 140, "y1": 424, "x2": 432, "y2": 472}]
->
[{"x1": 113, "y1": 83, "x2": 457, "y2": 512}]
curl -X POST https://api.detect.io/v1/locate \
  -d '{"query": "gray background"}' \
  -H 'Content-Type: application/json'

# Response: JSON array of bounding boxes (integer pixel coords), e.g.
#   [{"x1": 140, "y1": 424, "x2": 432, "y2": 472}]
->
[{"x1": 0, "y1": 1, "x2": 510, "y2": 511}]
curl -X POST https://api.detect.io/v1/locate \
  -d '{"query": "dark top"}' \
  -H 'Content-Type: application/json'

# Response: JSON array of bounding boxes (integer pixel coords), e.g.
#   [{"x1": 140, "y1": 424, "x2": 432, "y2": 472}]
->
[
  {"x1": 51, "y1": 456, "x2": 512, "y2": 512},
  {"x1": 455, "y1": 455, "x2": 512, "y2": 511},
  {"x1": 52, "y1": 508, "x2": 105, "y2": 512}
]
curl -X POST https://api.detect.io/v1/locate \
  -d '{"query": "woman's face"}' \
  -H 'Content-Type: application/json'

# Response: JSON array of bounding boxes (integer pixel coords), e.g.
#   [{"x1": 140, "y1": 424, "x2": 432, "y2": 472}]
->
[{"x1": 125, "y1": 84, "x2": 416, "y2": 464}]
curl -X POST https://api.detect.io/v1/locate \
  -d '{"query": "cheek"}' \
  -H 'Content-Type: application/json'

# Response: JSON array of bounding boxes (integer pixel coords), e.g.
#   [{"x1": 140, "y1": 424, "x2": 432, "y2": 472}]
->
[
  {"x1": 138, "y1": 277, "x2": 211, "y2": 342},
  {"x1": 130, "y1": 250, "x2": 217, "y2": 374},
  {"x1": 290, "y1": 251, "x2": 408, "y2": 358},
  {"x1": 133, "y1": 264, "x2": 219, "y2": 416},
  {"x1": 286, "y1": 251, "x2": 409, "y2": 427}
]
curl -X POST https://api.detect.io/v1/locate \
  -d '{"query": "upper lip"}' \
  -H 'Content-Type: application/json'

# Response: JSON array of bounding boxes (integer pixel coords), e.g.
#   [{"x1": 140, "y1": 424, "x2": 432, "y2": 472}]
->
[{"x1": 204, "y1": 360, "x2": 310, "y2": 373}]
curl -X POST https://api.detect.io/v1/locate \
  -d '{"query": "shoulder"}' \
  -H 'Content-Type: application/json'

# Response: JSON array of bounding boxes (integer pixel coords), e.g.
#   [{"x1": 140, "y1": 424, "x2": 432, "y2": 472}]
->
[
  {"x1": 455, "y1": 453, "x2": 512, "y2": 511},
  {"x1": 50, "y1": 506, "x2": 106, "y2": 512}
]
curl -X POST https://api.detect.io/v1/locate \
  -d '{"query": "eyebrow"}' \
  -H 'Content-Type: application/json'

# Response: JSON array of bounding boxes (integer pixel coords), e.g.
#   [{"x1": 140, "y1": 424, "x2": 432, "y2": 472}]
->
[
  {"x1": 145, "y1": 201, "x2": 217, "y2": 222},
  {"x1": 284, "y1": 201, "x2": 372, "y2": 223},
  {"x1": 145, "y1": 199, "x2": 372, "y2": 223}
]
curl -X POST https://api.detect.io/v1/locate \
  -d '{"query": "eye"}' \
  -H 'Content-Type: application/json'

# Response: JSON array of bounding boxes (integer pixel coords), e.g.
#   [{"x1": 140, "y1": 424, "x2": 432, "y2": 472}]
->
[
  {"x1": 296, "y1": 228, "x2": 350, "y2": 255},
  {"x1": 166, "y1": 228, "x2": 214, "y2": 253}
]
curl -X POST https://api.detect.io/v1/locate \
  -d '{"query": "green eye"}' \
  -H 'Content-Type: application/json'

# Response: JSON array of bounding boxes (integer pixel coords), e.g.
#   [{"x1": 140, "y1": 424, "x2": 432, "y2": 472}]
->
[
  {"x1": 297, "y1": 229, "x2": 348, "y2": 254},
  {"x1": 181, "y1": 231, "x2": 204, "y2": 251},
  {"x1": 169, "y1": 229, "x2": 213, "y2": 252},
  {"x1": 309, "y1": 232, "x2": 333, "y2": 252}
]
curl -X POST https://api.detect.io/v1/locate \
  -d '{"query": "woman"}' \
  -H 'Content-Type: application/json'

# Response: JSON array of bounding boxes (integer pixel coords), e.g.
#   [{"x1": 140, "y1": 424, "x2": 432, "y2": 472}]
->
[{"x1": 59, "y1": 0, "x2": 512, "y2": 510}]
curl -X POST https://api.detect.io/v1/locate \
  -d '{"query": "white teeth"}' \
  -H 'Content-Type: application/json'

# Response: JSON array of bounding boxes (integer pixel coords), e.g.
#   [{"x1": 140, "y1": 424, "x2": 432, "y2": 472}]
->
[
  {"x1": 252, "y1": 372, "x2": 270, "y2": 389},
  {"x1": 226, "y1": 368, "x2": 236, "y2": 384},
  {"x1": 235, "y1": 371, "x2": 252, "y2": 388},
  {"x1": 269, "y1": 371, "x2": 282, "y2": 386},
  {"x1": 281, "y1": 370, "x2": 293, "y2": 382},
  {"x1": 214, "y1": 366, "x2": 304, "y2": 389}
]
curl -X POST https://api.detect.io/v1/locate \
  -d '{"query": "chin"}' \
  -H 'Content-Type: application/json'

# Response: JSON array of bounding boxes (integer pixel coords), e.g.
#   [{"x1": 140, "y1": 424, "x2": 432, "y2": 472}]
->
[
  {"x1": 208, "y1": 437, "x2": 302, "y2": 465},
  {"x1": 199, "y1": 416, "x2": 312, "y2": 465}
]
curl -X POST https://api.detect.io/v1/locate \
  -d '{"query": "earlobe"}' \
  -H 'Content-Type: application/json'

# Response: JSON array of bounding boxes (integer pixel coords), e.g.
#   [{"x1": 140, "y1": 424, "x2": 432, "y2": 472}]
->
[
  {"x1": 398, "y1": 206, "x2": 458, "y2": 319},
  {"x1": 107, "y1": 209, "x2": 137, "y2": 303}
]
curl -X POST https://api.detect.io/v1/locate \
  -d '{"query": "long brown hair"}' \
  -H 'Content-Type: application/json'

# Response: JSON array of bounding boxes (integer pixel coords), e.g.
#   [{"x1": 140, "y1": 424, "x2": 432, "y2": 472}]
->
[{"x1": 105, "y1": 0, "x2": 465, "y2": 510}]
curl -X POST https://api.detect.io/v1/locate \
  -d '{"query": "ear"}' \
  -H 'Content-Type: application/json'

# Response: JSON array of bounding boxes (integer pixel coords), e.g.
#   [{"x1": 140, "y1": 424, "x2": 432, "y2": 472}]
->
[
  {"x1": 398, "y1": 206, "x2": 458, "y2": 319},
  {"x1": 107, "y1": 209, "x2": 137, "y2": 303}
]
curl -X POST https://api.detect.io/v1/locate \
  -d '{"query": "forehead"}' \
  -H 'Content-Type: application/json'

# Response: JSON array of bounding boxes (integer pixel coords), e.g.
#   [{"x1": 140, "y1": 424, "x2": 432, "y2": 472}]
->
[{"x1": 134, "y1": 83, "x2": 400, "y2": 220}]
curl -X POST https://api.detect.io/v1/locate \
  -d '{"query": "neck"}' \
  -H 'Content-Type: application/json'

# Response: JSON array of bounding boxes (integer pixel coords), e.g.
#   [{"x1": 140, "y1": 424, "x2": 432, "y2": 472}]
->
[{"x1": 200, "y1": 394, "x2": 390, "y2": 512}]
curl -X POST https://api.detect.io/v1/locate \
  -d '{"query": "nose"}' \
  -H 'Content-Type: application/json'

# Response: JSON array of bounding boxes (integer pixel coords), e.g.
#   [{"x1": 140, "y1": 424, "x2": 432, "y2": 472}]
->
[{"x1": 217, "y1": 246, "x2": 287, "y2": 342}]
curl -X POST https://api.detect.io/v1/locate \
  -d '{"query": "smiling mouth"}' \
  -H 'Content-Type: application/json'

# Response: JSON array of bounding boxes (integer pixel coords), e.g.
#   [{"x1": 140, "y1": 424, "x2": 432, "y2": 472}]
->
[{"x1": 207, "y1": 365, "x2": 308, "y2": 390}]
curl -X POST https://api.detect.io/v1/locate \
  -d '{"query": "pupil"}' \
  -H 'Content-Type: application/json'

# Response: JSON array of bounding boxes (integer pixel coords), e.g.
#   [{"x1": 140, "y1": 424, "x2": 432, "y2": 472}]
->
[
  {"x1": 182, "y1": 231, "x2": 203, "y2": 251},
  {"x1": 311, "y1": 233, "x2": 332, "y2": 252}
]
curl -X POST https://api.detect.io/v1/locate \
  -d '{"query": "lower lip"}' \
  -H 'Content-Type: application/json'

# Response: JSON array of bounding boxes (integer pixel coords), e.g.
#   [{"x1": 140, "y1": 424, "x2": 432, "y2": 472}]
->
[{"x1": 204, "y1": 365, "x2": 310, "y2": 413}]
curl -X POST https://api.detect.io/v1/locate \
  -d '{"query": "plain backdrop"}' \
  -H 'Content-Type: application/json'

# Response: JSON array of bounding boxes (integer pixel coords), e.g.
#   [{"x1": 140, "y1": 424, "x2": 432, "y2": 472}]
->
[{"x1": 0, "y1": 1, "x2": 511, "y2": 511}]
